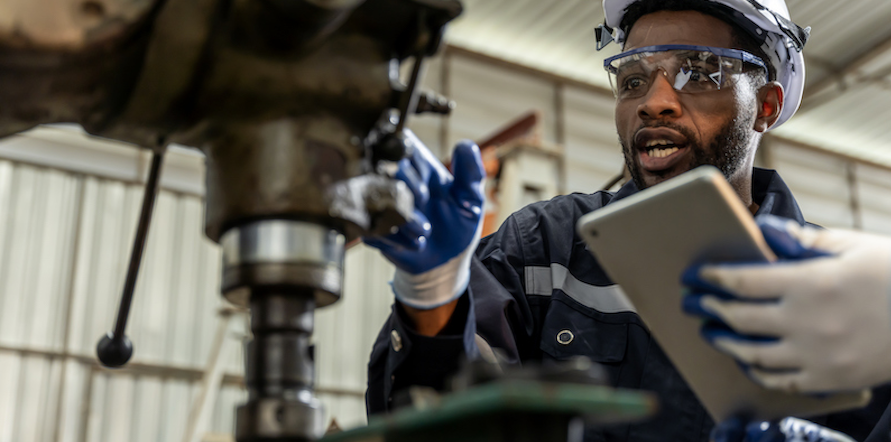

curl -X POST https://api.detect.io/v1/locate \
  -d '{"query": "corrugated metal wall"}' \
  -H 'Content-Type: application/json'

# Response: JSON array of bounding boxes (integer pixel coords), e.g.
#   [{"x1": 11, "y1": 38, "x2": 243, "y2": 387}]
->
[
  {"x1": 0, "y1": 157, "x2": 394, "y2": 440},
  {"x1": 1, "y1": 50, "x2": 890, "y2": 442},
  {"x1": 768, "y1": 139, "x2": 891, "y2": 231},
  {"x1": 0, "y1": 162, "x2": 247, "y2": 442}
]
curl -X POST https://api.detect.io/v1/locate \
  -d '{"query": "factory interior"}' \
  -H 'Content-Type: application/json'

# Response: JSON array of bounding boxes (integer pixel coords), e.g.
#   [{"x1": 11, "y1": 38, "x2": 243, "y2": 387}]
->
[{"x1": 1, "y1": 0, "x2": 891, "y2": 441}]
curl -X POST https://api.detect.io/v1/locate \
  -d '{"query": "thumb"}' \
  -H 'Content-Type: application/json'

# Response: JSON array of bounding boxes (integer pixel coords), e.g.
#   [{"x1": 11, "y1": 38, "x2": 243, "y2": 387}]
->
[
  {"x1": 757, "y1": 215, "x2": 829, "y2": 260},
  {"x1": 450, "y1": 141, "x2": 486, "y2": 208}
]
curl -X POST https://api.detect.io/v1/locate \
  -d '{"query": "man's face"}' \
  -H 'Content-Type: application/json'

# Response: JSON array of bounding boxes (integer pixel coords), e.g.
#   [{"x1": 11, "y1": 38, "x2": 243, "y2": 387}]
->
[{"x1": 616, "y1": 10, "x2": 760, "y2": 190}]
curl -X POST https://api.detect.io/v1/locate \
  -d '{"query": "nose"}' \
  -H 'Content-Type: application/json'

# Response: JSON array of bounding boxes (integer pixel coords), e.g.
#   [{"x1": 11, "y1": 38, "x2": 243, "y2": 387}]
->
[{"x1": 637, "y1": 70, "x2": 683, "y2": 120}]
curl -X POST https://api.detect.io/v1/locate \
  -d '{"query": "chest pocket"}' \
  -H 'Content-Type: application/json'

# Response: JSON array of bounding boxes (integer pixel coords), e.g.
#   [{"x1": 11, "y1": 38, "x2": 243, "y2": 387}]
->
[{"x1": 539, "y1": 292, "x2": 629, "y2": 364}]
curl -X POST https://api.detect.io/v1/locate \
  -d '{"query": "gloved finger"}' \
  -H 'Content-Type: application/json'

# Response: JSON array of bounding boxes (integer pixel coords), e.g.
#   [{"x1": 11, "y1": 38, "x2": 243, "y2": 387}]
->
[
  {"x1": 404, "y1": 129, "x2": 452, "y2": 193},
  {"x1": 363, "y1": 209, "x2": 430, "y2": 247},
  {"x1": 363, "y1": 226, "x2": 427, "y2": 254},
  {"x1": 390, "y1": 224, "x2": 430, "y2": 252},
  {"x1": 747, "y1": 371, "x2": 856, "y2": 397},
  {"x1": 697, "y1": 259, "x2": 827, "y2": 300},
  {"x1": 682, "y1": 291, "x2": 727, "y2": 322},
  {"x1": 362, "y1": 234, "x2": 411, "y2": 253},
  {"x1": 449, "y1": 141, "x2": 486, "y2": 209},
  {"x1": 396, "y1": 158, "x2": 430, "y2": 208},
  {"x1": 702, "y1": 320, "x2": 778, "y2": 345},
  {"x1": 774, "y1": 418, "x2": 857, "y2": 442},
  {"x1": 757, "y1": 216, "x2": 830, "y2": 260},
  {"x1": 743, "y1": 420, "x2": 790, "y2": 442},
  {"x1": 710, "y1": 336, "x2": 801, "y2": 372},
  {"x1": 362, "y1": 235, "x2": 402, "y2": 254},
  {"x1": 746, "y1": 368, "x2": 811, "y2": 393},
  {"x1": 682, "y1": 264, "x2": 741, "y2": 299},
  {"x1": 697, "y1": 295, "x2": 786, "y2": 336},
  {"x1": 400, "y1": 209, "x2": 432, "y2": 239},
  {"x1": 774, "y1": 219, "x2": 884, "y2": 256}
]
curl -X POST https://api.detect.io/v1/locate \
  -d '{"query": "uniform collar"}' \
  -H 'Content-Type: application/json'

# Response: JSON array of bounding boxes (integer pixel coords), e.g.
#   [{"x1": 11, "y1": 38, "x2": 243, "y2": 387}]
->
[{"x1": 750, "y1": 167, "x2": 806, "y2": 224}]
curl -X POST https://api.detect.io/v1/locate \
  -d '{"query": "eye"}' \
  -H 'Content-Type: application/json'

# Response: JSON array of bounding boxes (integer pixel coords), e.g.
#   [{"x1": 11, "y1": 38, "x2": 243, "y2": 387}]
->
[{"x1": 621, "y1": 76, "x2": 648, "y2": 92}]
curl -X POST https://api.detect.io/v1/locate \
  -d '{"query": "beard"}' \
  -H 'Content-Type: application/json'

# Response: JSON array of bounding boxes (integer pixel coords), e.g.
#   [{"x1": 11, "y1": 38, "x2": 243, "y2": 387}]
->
[{"x1": 620, "y1": 114, "x2": 754, "y2": 190}]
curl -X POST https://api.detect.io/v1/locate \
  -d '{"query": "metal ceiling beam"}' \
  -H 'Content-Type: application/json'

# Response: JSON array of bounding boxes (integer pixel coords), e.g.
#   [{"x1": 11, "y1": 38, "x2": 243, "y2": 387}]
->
[
  {"x1": 444, "y1": 44, "x2": 613, "y2": 97},
  {"x1": 799, "y1": 32, "x2": 891, "y2": 113}
]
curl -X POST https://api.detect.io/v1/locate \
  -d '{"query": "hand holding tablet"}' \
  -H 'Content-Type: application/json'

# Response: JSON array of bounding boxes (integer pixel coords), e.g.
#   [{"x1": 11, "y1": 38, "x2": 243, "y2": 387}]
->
[{"x1": 576, "y1": 166, "x2": 869, "y2": 422}]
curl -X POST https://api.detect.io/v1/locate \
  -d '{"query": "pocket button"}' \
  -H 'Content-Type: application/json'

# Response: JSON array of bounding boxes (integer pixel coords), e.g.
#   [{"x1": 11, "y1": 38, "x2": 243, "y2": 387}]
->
[{"x1": 556, "y1": 329, "x2": 574, "y2": 345}]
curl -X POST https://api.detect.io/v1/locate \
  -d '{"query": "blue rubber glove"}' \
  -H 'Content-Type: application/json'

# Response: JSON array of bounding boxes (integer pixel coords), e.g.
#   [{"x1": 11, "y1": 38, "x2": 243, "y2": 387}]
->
[
  {"x1": 683, "y1": 215, "x2": 891, "y2": 393},
  {"x1": 364, "y1": 130, "x2": 485, "y2": 310},
  {"x1": 712, "y1": 416, "x2": 855, "y2": 442}
]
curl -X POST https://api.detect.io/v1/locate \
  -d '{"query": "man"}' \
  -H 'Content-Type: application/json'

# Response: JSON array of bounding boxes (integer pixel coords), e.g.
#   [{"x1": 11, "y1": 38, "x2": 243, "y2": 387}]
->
[{"x1": 363, "y1": 0, "x2": 891, "y2": 440}]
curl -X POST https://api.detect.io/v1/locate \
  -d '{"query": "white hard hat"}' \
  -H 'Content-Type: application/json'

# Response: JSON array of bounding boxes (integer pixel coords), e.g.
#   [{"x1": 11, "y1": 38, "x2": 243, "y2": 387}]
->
[{"x1": 597, "y1": 0, "x2": 810, "y2": 130}]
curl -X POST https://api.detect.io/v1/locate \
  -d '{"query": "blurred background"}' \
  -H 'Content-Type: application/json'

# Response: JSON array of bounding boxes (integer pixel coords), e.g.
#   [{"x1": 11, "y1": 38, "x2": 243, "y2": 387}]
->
[{"x1": 1, "y1": 0, "x2": 891, "y2": 441}]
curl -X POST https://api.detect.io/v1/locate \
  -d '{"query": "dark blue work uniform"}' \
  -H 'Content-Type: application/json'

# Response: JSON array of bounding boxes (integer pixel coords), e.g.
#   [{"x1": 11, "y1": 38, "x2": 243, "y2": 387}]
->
[{"x1": 367, "y1": 168, "x2": 891, "y2": 442}]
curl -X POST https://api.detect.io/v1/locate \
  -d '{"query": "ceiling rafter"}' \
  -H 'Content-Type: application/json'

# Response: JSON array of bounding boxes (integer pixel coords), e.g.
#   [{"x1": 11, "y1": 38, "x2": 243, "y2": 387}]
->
[{"x1": 799, "y1": 32, "x2": 891, "y2": 113}]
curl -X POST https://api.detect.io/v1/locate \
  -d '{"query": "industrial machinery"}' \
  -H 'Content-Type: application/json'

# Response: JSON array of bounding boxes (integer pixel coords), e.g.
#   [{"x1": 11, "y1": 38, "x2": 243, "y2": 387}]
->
[
  {"x1": 0, "y1": 0, "x2": 458, "y2": 439},
  {"x1": 0, "y1": 0, "x2": 654, "y2": 440}
]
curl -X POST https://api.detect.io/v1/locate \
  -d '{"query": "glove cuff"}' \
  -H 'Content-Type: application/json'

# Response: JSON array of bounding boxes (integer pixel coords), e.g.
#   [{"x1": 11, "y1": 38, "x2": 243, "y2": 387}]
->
[{"x1": 391, "y1": 241, "x2": 475, "y2": 310}]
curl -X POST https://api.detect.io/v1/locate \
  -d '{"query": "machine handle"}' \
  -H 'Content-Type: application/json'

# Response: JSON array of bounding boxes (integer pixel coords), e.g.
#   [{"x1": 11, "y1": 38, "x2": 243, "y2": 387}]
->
[{"x1": 96, "y1": 147, "x2": 166, "y2": 368}]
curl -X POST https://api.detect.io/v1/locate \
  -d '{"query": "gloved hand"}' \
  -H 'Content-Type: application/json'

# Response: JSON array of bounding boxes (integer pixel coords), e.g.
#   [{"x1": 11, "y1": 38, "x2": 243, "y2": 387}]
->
[
  {"x1": 711, "y1": 416, "x2": 855, "y2": 442},
  {"x1": 683, "y1": 215, "x2": 891, "y2": 393},
  {"x1": 363, "y1": 130, "x2": 485, "y2": 310}
]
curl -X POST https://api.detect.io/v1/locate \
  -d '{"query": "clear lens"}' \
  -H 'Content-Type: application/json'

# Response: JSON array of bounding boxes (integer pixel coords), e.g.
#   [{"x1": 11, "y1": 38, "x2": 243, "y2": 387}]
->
[{"x1": 607, "y1": 49, "x2": 746, "y2": 99}]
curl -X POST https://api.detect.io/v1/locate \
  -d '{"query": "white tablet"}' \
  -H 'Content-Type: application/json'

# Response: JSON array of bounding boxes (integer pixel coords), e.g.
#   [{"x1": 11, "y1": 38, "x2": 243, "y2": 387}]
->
[{"x1": 576, "y1": 166, "x2": 870, "y2": 422}]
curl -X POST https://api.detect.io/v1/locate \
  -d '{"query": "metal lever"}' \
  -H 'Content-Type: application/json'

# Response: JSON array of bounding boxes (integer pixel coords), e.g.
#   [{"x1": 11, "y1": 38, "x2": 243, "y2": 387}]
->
[
  {"x1": 96, "y1": 147, "x2": 166, "y2": 368},
  {"x1": 395, "y1": 48, "x2": 425, "y2": 134},
  {"x1": 372, "y1": 10, "x2": 431, "y2": 163}
]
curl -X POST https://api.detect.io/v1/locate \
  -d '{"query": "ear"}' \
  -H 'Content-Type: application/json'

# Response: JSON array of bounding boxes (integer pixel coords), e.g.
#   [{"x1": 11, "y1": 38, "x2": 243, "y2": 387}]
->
[{"x1": 754, "y1": 81, "x2": 784, "y2": 133}]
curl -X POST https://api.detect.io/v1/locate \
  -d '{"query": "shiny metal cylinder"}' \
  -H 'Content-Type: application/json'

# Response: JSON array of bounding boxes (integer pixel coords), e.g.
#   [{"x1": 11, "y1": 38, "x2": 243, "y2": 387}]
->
[
  {"x1": 236, "y1": 396, "x2": 325, "y2": 442},
  {"x1": 237, "y1": 293, "x2": 326, "y2": 441},
  {"x1": 224, "y1": 220, "x2": 342, "y2": 441},
  {"x1": 220, "y1": 220, "x2": 345, "y2": 308}
]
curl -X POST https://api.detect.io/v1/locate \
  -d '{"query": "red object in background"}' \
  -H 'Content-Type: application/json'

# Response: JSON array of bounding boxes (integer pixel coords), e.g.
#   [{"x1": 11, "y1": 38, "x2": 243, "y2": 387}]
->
[{"x1": 475, "y1": 111, "x2": 543, "y2": 237}]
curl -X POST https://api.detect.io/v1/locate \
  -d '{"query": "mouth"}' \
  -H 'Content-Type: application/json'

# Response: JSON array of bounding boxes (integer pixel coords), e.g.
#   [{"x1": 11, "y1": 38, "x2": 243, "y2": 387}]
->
[{"x1": 634, "y1": 128, "x2": 692, "y2": 173}]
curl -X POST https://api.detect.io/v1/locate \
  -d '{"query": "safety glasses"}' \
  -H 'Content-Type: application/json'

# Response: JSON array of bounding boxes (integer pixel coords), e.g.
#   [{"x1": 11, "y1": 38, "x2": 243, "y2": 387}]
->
[{"x1": 603, "y1": 45, "x2": 767, "y2": 99}]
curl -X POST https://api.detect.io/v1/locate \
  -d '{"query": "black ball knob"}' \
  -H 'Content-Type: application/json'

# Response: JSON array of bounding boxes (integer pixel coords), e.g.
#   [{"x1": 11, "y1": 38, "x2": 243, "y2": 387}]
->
[
  {"x1": 96, "y1": 333, "x2": 133, "y2": 368},
  {"x1": 375, "y1": 132, "x2": 411, "y2": 163}
]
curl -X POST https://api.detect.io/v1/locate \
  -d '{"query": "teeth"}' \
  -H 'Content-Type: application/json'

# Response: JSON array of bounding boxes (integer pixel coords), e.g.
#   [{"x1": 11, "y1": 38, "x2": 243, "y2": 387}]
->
[
  {"x1": 645, "y1": 139, "x2": 673, "y2": 148},
  {"x1": 646, "y1": 147, "x2": 680, "y2": 158}
]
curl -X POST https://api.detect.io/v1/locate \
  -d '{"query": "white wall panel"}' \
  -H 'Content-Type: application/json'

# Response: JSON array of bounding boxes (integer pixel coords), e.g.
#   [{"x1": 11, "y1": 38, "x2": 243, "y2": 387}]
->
[
  {"x1": 0, "y1": 154, "x2": 398, "y2": 437},
  {"x1": 131, "y1": 377, "x2": 163, "y2": 442},
  {"x1": 0, "y1": 352, "x2": 22, "y2": 442},
  {"x1": 771, "y1": 141, "x2": 855, "y2": 228},
  {"x1": 317, "y1": 392, "x2": 369, "y2": 430},
  {"x1": 23, "y1": 357, "x2": 62, "y2": 442},
  {"x1": 314, "y1": 243, "x2": 397, "y2": 429},
  {"x1": 57, "y1": 361, "x2": 89, "y2": 442},
  {"x1": 156, "y1": 379, "x2": 194, "y2": 442},
  {"x1": 59, "y1": 176, "x2": 226, "y2": 369},
  {"x1": 857, "y1": 163, "x2": 891, "y2": 235},
  {"x1": 85, "y1": 373, "x2": 107, "y2": 442},
  {"x1": 67, "y1": 178, "x2": 135, "y2": 359},
  {"x1": 563, "y1": 85, "x2": 625, "y2": 193},
  {"x1": 0, "y1": 163, "x2": 80, "y2": 351},
  {"x1": 448, "y1": 55, "x2": 556, "y2": 147},
  {"x1": 210, "y1": 386, "x2": 245, "y2": 435}
]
